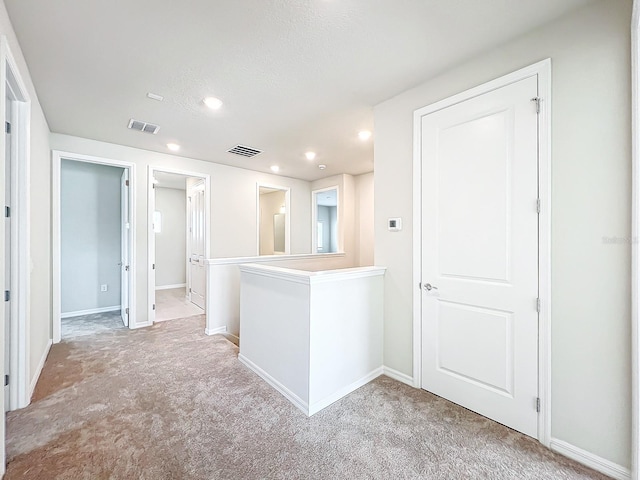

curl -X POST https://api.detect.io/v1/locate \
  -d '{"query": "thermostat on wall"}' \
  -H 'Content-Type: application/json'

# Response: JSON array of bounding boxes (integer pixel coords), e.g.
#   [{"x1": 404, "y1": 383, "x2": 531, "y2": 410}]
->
[{"x1": 388, "y1": 218, "x2": 402, "y2": 231}]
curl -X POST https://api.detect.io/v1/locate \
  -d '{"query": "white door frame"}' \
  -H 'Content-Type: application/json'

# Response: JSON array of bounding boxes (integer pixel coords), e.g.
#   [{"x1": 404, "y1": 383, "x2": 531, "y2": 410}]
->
[
  {"x1": 52, "y1": 151, "x2": 137, "y2": 341},
  {"x1": 412, "y1": 59, "x2": 552, "y2": 446},
  {"x1": 148, "y1": 166, "x2": 210, "y2": 324},
  {"x1": 311, "y1": 185, "x2": 340, "y2": 254},
  {"x1": 1, "y1": 38, "x2": 31, "y2": 415},
  {"x1": 256, "y1": 182, "x2": 291, "y2": 255},
  {"x1": 631, "y1": 2, "x2": 639, "y2": 479}
]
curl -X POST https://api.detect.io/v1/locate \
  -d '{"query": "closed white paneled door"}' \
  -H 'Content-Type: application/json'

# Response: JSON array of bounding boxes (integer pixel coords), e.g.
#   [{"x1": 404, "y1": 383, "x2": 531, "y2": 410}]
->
[
  {"x1": 420, "y1": 76, "x2": 539, "y2": 437},
  {"x1": 188, "y1": 180, "x2": 206, "y2": 309}
]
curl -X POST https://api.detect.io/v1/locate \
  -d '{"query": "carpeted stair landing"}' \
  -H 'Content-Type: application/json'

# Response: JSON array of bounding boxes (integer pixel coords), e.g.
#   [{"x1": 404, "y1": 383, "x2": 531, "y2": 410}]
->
[{"x1": 6, "y1": 316, "x2": 608, "y2": 479}]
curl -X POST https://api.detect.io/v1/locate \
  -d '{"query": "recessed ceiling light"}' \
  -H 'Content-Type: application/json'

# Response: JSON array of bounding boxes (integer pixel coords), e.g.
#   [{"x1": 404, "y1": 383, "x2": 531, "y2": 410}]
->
[
  {"x1": 305, "y1": 151, "x2": 316, "y2": 161},
  {"x1": 167, "y1": 143, "x2": 180, "y2": 151},
  {"x1": 270, "y1": 165, "x2": 280, "y2": 173},
  {"x1": 318, "y1": 164, "x2": 327, "y2": 170},
  {"x1": 358, "y1": 130, "x2": 372, "y2": 141},
  {"x1": 203, "y1": 97, "x2": 223, "y2": 110}
]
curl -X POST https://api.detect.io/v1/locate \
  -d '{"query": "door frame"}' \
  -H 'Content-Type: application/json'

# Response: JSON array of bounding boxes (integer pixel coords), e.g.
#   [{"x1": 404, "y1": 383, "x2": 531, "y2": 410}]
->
[
  {"x1": 52, "y1": 151, "x2": 137, "y2": 341},
  {"x1": 311, "y1": 185, "x2": 340, "y2": 254},
  {"x1": 0, "y1": 38, "x2": 31, "y2": 415},
  {"x1": 147, "y1": 166, "x2": 210, "y2": 324},
  {"x1": 412, "y1": 59, "x2": 552, "y2": 445},
  {"x1": 631, "y1": 2, "x2": 639, "y2": 478},
  {"x1": 255, "y1": 182, "x2": 291, "y2": 255}
]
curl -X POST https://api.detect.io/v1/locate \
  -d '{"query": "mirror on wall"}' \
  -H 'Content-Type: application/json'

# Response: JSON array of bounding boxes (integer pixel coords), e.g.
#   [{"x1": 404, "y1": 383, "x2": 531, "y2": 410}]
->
[
  {"x1": 312, "y1": 187, "x2": 338, "y2": 254},
  {"x1": 258, "y1": 185, "x2": 290, "y2": 255}
]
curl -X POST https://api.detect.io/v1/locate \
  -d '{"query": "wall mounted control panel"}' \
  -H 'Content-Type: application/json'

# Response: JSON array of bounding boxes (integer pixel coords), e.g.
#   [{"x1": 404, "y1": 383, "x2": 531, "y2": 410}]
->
[{"x1": 388, "y1": 218, "x2": 402, "y2": 231}]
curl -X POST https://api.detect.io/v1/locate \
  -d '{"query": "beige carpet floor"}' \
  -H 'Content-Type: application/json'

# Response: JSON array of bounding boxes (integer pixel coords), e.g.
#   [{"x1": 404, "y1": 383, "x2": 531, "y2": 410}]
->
[{"x1": 6, "y1": 316, "x2": 608, "y2": 479}]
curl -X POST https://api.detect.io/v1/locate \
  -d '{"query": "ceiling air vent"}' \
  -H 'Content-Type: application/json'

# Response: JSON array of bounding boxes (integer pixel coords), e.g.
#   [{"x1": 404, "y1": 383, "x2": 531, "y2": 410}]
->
[
  {"x1": 128, "y1": 118, "x2": 160, "y2": 135},
  {"x1": 227, "y1": 145, "x2": 262, "y2": 158}
]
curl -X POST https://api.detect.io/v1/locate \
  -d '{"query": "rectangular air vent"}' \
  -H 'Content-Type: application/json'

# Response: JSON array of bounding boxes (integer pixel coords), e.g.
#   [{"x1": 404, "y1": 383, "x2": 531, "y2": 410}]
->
[
  {"x1": 227, "y1": 145, "x2": 262, "y2": 157},
  {"x1": 128, "y1": 118, "x2": 160, "y2": 135}
]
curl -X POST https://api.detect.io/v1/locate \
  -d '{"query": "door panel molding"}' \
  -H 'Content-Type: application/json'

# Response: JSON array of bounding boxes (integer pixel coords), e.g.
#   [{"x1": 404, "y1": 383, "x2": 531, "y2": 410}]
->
[{"x1": 412, "y1": 59, "x2": 551, "y2": 445}]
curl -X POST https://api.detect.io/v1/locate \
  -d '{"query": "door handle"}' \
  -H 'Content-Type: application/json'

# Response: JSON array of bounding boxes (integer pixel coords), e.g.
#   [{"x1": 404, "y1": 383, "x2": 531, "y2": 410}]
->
[{"x1": 424, "y1": 283, "x2": 438, "y2": 291}]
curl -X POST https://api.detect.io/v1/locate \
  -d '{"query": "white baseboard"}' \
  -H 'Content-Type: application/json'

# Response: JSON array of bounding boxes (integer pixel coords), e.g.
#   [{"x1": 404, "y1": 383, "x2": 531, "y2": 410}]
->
[
  {"x1": 155, "y1": 283, "x2": 186, "y2": 291},
  {"x1": 550, "y1": 438, "x2": 630, "y2": 480},
  {"x1": 130, "y1": 321, "x2": 153, "y2": 330},
  {"x1": 238, "y1": 354, "x2": 309, "y2": 415},
  {"x1": 61, "y1": 306, "x2": 120, "y2": 319},
  {"x1": 309, "y1": 367, "x2": 384, "y2": 415},
  {"x1": 205, "y1": 326, "x2": 227, "y2": 336},
  {"x1": 383, "y1": 366, "x2": 414, "y2": 386},
  {"x1": 29, "y1": 339, "x2": 53, "y2": 400}
]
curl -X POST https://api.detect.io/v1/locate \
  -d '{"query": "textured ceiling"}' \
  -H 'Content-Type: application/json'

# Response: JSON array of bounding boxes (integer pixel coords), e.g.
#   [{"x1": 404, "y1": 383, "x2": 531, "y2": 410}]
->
[{"x1": 5, "y1": 0, "x2": 593, "y2": 181}]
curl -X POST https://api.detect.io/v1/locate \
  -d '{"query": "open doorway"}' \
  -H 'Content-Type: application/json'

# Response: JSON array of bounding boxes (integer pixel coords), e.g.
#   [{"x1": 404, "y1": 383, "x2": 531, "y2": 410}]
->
[
  {"x1": 312, "y1": 186, "x2": 339, "y2": 254},
  {"x1": 148, "y1": 168, "x2": 209, "y2": 323},
  {"x1": 58, "y1": 160, "x2": 128, "y2": 339},
  {"x1": 52, "y1": 151, "x2": 136, "y2": 343}
]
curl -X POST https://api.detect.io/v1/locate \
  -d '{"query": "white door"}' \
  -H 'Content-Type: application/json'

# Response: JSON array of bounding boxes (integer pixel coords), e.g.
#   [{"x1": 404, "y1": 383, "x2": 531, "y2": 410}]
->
[
  {"x1": 188, "y1": 180, "x2": 206, "y2": 309},
  {"x1": 420, "y1": 76, "x2": 539, "y2": 437},
  {"x1": 120, "y1": 169, "x2": 130, "y2": 327},
  {"x1": 4, "y1": 95, "x2": 11, "y2": 411}
]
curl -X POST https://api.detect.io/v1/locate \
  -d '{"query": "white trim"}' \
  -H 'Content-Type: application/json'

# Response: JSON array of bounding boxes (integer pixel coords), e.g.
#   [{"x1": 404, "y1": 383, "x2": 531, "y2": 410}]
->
[
  {"x1": 149, "y1": 167, "x2": 210, "y2": 325},
  {"x1": 129, "y1": 321, "x2": 153, "y2": 330},
  {"x1": 155, "y1": 283, "x2": 187, "y2": 291},
  {"x1": 205, "y1": 325, "x2": 227, "y2": 336},
  {"x1": 28, "y1": 339, "x2": 52, "y2": 399},
  {"x1": 2, "y1": 37, "x2": 32, "y2": 413},
  {"x1": 60, "y1": 306, "x2": 120, "y2": 319},
  {"x1": 382, "y1": 366, "x2": 414, "y2": 386},
  {"x1": 238, "y1": 353, "x2": 309, "y2": 415},
  {"x1": 238, "y1": 264, "x2": 386, "y2": 285},
  {"x1": 550, "y1": 439, "x2": 631, "y2": 480},
  {"x1": 311, "y1": 184, "x2": 340, "y2": 254},
  {"x1": 256, "y1": 182, "x2": 291, "y2": 255},
  {"x1": 52, "y1": 150, "x2": 137, "y2": 338},
  {"x1": 205, "y1": 252, "x2": 345, "y2": 266},
  {"x1": 309, "y1": 367, "x2": 383, "y2": 415},
  {"x1": 412, "y1": 59, "x2": 552, "y2": 445},
  {"x1": 632, "y1": 4, "x2": 640, "y2": 480}
]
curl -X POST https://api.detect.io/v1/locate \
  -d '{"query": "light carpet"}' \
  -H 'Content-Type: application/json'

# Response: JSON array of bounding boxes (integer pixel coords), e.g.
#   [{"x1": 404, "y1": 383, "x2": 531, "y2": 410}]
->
[{"x1": 6, "y1": 316, "x2": 608, "y2": 479}]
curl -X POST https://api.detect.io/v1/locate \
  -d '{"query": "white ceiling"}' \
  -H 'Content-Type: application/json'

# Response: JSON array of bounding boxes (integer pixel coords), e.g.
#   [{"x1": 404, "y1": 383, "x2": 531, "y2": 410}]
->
[
  {"x1": 154, "y1": 171, "x2": 187, "y2": 190},
  {"x1": 5, "y1": 0, "x2": 594, "y2": 181},
  {"x1": 316, "y1": 188, "x2": 337, "y2": 207}
]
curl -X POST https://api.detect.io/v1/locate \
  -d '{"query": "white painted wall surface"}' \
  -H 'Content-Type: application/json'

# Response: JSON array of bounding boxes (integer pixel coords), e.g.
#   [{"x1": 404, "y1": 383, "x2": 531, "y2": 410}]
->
[
  {"x1": 374, "y1": 0, "x2": 631, "y2": 469},
  {"x1": 354, "y1": 172, "x2": 374, "y2": 266},
  {"x1": 155, "y1": 187, "x2": 186, "y2": 287},
  {"x1": 50, "y1": 133, "x2": 313, "y2": 325},
  {"x1": 60, "y1": 160, "x2": 123, "y2": 313},
  {"x1": 0, "y1": 3, "x2": 52, "y2": 393}
]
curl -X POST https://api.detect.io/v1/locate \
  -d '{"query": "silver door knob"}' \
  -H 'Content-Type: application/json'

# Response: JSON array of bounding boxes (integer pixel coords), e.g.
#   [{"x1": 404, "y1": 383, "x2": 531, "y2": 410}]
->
[{"x1": 424, "y1": 283, "x2": 438, "y2": 291}]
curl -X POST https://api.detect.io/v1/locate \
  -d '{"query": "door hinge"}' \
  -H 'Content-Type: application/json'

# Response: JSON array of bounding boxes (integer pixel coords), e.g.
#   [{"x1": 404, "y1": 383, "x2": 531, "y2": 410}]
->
[
  {"x1": 531, "y1": 97, "x2": 541, "y2": 114},
  {"x1": 125, "y1": 307, "x2": 129, "y2": 315},
  {"x1": 4, "y1": 375, "x2": 8, "y2": 386},
  {"x1": 418, "y1": 282, "x2": 422, "y2": 290},
  {"x1": 125, "y1": 179, "x2": 129, "y2": 187},
  {"x1": 152, "y1": 304, "x2": 156, "y2": 311},
  {"x1": 536, "y1": 198, "x2": 541, "y2": 214},
  {"x1": 536, "y1": 298, "x2": 541, "y2": 313},
  {"x1": 536, "y1": 397, "x2": 541, "y2": 413},
  {"x1": 125, "y1": 265, "x2": 129, "y2": 272},
  {"x1": 4, "y1": 290, "x2": 9, "y2": 302},
  {"x1": 4, "y1": 206, "x2": 9, "y2": 218},
  {"x1": 5, "y1": 122, "x2": 10, "y2": 134},
  {"x1": 152, "y1": 263, "x2": 155, "y2": 270}
]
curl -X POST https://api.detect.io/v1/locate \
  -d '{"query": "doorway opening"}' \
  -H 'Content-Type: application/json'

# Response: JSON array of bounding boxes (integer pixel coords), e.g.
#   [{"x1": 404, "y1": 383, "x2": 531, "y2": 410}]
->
[
  {"x1": 148, "y1": 167, "x2": 210, "y2": 324},
  {"x1": 52, "y1": 151, "x2": 136, "y2": 343},
  {"x1": 256, "y1": 184, "x2": 290, "y2": 256},
  {"x1": 312, "y1": 186, "x2": 339, "y2": 254}
]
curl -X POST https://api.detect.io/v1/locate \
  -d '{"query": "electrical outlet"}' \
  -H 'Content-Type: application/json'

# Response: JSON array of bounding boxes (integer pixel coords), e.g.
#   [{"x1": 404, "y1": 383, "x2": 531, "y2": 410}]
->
[{"x1": 100, "y1": 284, "x2": 108, "y2": 292}]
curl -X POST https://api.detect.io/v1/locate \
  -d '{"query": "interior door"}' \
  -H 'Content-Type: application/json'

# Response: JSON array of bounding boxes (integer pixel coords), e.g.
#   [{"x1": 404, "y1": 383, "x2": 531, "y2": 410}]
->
[
  {"x1": 120, "y1": 169, "x2": 129, "y2": 327},
  {"x1": 188, "y1": 180, "x2": 206, "y2": 309},
  {"x1": 420, "y1": 76, "x2": 539, "y2": 437},
  {"x1": 4, "y1": 95, "x2": 11, "y2": 411}
]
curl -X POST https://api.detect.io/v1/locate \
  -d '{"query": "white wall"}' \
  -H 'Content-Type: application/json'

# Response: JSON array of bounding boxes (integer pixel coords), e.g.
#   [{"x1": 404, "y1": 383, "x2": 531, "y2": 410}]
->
[
  {"x1": 50, "y1": 133, "x2": 313, "y2": 325},
  {"x1": 155, "y1": 187, "x2": 186, "y2": 287},
  {"x1": 0, "y1": 3, "x2": 52, "y2": 396},
  {"x1": 259, "y1": 190, "x2": 286, "y2": 255},
  {"x1": 354, "y1": 172, "x2": 374, "y2": 266},
  {"x1": 60, "y1": 160, "x2": 122, "y2": 313},
  {"x1": 374, "y1": 0, "x2": 631, "y2": 469}
]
